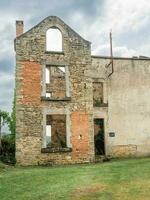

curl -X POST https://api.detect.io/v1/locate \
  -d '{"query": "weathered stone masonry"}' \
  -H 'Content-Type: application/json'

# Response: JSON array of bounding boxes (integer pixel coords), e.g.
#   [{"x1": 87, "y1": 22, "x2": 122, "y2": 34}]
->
[{"x1": 15, "y1": 16, "x2": 150, "y2": 166}]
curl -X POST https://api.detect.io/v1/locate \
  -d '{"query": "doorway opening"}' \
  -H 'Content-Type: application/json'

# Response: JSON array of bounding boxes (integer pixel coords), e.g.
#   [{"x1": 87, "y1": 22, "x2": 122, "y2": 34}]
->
[{"x1": 94, "y1": 118, "x2": 105, "y2": 155}]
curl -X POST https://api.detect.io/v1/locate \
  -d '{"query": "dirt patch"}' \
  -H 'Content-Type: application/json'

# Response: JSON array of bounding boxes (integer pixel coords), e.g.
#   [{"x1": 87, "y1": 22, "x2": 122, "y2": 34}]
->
[{"x1": 71, "y1": 184, "x2": 106, "y2": 200}]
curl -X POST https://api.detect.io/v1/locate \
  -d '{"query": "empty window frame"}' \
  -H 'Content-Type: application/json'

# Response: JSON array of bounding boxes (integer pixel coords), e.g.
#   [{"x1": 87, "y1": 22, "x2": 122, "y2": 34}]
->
[
  {"x1": 46, "y1": 92, "x2": 52, "y2": 98},
  {"x1": 46, "y1": 124, "x2": 52, "y2": 147},
  {"x1": 45, "y1": 65, "x2": 66, "y2": 99},
  {"x1": 46, "y1": 28, "x2": 62, "y2": 52},
  {"x1": 93, "y1": 82, "x2": 103, "y2": 107},
  {"x1": 46, "y1": 114, "x2": 67, "y2": 148}
]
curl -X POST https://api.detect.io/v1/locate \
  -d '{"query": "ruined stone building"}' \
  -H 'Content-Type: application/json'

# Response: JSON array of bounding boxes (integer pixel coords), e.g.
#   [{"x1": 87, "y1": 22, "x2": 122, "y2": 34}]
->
[{"x1": 15, "y1": 16, "x2": 150, "y2": 165}]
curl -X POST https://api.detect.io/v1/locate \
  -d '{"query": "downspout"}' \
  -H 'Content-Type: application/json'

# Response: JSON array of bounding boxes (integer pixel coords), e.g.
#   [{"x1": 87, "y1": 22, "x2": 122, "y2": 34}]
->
[{"x1": 108, "y1": 31, "x2": 114, "y2": 77}]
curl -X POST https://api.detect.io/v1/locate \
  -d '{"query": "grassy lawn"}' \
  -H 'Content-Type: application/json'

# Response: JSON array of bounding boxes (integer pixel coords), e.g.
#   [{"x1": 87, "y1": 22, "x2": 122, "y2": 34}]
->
[{"x1": 0, "y1": 158, "x2": 150, "y2": 200}]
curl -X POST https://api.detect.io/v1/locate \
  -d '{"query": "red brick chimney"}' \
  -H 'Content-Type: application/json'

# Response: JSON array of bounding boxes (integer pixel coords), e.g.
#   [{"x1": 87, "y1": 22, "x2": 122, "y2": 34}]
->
[{"x1": 16, "y1": 21, "x2": 24, "y2": 37}]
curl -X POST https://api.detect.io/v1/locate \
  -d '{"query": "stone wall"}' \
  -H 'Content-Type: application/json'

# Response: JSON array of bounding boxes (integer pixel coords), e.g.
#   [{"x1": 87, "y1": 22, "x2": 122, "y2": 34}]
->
[
  {"x1": 15, "y1": 16, "x2": 94, "y2": 166},
  {"x1": 91, "y1": 56, "x2": 150, "y2": 157},
  {"x1": 15, "y1": 16, "x2": 150, "y2": 166}
]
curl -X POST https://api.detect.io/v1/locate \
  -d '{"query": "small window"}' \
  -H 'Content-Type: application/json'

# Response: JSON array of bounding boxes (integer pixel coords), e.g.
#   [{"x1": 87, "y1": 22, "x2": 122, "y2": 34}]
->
[
  {"x1": 46, "y1": 125, "x2": 51, "y2": 147},
  {"x1": 46, "y1": 115, "x2": 66, "y2": 148},
  {"x1": 93, "y1": 82, "x2": 103, "y2": 107},
  {"x1": 46, "y1": 92, "x2": 52, "y2": 98},
  {"x1": 45, "y1": 65, "x2": 66, "y2": 99},
  {"x1": 46, "y1": 28, "x2": 62, "y2": 52},
  {"x1": 46, "y1": 68, "x2": 50, "y2": 83}
]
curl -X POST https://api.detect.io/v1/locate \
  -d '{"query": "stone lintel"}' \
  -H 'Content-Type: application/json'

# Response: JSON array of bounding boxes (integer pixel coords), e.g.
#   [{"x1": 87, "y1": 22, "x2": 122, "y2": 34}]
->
[
  {"x1": 41, "y1": 147, "x2": 72, "y2": 153},
  {"x1": 41, "y1": 96, "x2": 71, "y2": 101}
]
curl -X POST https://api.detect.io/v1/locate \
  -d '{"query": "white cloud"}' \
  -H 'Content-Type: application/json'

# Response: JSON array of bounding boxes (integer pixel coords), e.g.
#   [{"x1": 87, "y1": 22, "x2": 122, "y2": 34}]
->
[
  {"x1": 0, "y1": 73, "x2": 14, "y2": 112},
  {"x1": 72, "y1": 0, "x2": 150, "y2": 57},
  {"x1": 0, "y1": 0, "x2": 150, "y2": 113},
  {"x1": 113, "y1": 46, "x2": 137, "y2": 57},
  {"x1": 0, "y1": 73, "x2": 14, "y2": 85},
  {"x1": 92, "y1": 43, "x2": 137, "y2": 57}
]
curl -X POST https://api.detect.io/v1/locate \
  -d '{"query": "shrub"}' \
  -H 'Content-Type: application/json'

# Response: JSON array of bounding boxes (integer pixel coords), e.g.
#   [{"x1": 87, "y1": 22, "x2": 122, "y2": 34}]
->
[{"x1": 0, "y1": 134, "x2": 16, "y2": 164}]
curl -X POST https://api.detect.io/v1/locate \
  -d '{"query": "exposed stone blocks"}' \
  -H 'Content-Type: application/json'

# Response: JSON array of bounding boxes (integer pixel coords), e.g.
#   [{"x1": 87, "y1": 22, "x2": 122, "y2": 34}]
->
[
  {"x1": 15, "y1": 16, "x2": 93, "y2": 166},
  {"x1": 15, "y1": 16, "x2": 150, "y2": 166},
  {"x1": 16, "y1": 136, "x2": 41, "y2": 166},
  {"x1": 111, "y1": 145, "x2": 137, "y2": 157}
]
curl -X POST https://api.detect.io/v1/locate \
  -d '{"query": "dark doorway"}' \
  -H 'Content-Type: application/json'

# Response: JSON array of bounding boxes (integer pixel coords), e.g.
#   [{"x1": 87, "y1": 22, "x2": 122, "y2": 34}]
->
[{"x1": 94, "y1": 118, "x2": 105, "y2": 155}]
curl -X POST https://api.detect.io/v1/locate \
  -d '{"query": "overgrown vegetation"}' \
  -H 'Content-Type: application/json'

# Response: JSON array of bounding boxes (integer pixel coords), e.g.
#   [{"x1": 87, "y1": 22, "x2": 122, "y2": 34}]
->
[
  {"x1": 0, "y1": 134, "x2": 15, "y2": 164},
  {"x1": 0, "y1": 158, "x2": 150, "y2": 200},
  {"x1": 0, "y1": 89, "x2": 16, "y2": 164},
  {"x1": 94, "y1": 119, "x2": 105, "y2": 155},
  {"x1": 0, "y1": 110, "x2": 10, "y2": 151},
  {"x1": 8, "y1": 89, "x2": 16, "y2": 135},
  {"x1": 93, "y1": 98, "x2": 103, "y2": 107}
]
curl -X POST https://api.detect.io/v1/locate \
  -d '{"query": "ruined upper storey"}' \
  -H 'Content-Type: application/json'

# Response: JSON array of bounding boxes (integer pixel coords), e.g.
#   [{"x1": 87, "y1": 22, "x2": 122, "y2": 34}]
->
[
  {"x1": 15, "y1": 16, "x2": 92, "y2": 105},
  {"x1": 14, "y1": 16, "x2": 91, "y2": 63},
  {"x1": 15, "y1": 16, "x2": 94, "y2": 165}
]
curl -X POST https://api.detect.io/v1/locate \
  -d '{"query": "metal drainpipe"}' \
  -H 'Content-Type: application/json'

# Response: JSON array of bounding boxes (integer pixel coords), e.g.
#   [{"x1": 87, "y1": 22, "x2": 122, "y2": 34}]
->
[{"x1": 108, "y1": 31, "x2": 114, "y2": 77}]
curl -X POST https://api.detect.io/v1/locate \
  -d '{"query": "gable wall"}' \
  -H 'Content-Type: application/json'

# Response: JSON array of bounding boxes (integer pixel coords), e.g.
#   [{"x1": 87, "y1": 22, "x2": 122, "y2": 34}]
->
[
  {"x1": 15, "y1": 16, "x2": 150, "y2": 166},
  {"x1": 15, "y1": 16, "x2": 94, "y2": 165}
]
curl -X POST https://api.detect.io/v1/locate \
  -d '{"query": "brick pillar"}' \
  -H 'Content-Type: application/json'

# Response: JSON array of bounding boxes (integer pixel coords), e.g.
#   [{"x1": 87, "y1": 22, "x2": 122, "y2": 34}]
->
[
  {"x1": 71, "y1": 112, "x2": 91, "y2": 160},
  {"x1": 16, "y1": 21, "x2": 24, "y2": 37}
]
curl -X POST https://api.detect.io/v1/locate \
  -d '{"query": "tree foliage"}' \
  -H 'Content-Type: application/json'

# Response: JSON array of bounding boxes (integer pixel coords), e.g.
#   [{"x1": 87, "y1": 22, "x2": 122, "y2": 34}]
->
[
  {"x1": 1, "y1": 134, "x2": 15, "y2": 164},
  {"x1": 0, "y1": 110, "x2": 10, "y2": 150},
  {"x1": 9, "y1": 89, "x2": 16, "y2": 135},
  {"x1": 0, "y1": 89, "x2": 16, "y2": 163}
]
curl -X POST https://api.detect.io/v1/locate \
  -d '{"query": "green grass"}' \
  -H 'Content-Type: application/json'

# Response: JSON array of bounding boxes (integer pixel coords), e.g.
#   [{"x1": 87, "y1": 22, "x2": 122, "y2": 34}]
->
[{"x1": 0, "y1": 158, "x2": 150, "y2": 200}]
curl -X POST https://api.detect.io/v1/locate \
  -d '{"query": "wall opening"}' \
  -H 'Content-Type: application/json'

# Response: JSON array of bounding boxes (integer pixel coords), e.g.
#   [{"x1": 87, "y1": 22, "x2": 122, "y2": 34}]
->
[
  {"x1": 46, "y1": 124, "x2": 52, "y2": 147},
  {"x1": 46, "y1": 28, "x2": 62, "y2": 52},
  {"x1": 93, "y1": 82, "x2": 103, "y2": 107},
  {"x1": 46, "y1": 114, "x2": 67, "y2": 148},
  {"x1": 94, "y1": 118, "x2": 105, "y2": 155},
  {"x1": 45, "y1": 65, "x2": 66, "y2": 99}
]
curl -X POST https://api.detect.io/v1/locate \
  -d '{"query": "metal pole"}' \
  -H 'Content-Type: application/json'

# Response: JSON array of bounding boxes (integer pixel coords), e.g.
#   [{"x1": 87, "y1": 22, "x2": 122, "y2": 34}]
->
[{"x1": 108, "y1": 31, "x2": 114, "y2": 77}]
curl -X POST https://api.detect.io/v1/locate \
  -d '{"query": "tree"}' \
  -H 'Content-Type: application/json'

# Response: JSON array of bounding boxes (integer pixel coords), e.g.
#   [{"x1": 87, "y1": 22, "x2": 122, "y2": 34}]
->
[
  {"x1": 0, "y1": 110, "x2": 10, "y2": 151},
  {"x1": 9, "y1": 90, "x2": 16, "y2": 135}
]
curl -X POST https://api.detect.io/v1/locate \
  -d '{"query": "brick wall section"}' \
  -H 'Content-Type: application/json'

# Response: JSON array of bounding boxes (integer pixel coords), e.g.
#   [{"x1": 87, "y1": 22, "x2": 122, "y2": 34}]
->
[
  {"x1": 20, "y1": 61, "x2": 41, "y2": 105},
  {"x1": 15, "y1": 16, "x2": 93, "y2": 165},
  {"x1": 16, "y1": 21, "x2": 23, "y2": 37},
  {"x1": 71, "y1": 112, "x2": 91, "y2": 160},
  {"x1": 15, "y1": 61, "x2": 42, "y2": 165},
  {"x1": 15, "y1": 16, "x2": 150, "y2": 165}
]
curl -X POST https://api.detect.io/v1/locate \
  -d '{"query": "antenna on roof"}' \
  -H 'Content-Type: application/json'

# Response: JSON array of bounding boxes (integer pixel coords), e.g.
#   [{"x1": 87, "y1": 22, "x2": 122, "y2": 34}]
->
[{"x1": 106, "y1": 30, "x2": 114, "y2": 77}]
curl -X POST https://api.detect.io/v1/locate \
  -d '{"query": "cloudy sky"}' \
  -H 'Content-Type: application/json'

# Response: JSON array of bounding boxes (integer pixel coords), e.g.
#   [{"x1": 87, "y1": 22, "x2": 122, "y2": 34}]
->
[{"x1": 0, "y1": 0, "x2": 150, "y2": 114}]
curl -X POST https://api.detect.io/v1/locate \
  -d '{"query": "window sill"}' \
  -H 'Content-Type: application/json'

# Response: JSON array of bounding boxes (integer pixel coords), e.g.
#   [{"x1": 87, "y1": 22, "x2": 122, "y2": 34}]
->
[
  {"x1": 41, "y1": 147, "x2": 72, "y2": 153},
  {"x1": 41, "y1": 96, "x2": 71, "y2": 101},
  {"x1": 45, "y1": 51, "x2": 64, "y2": 55},
  {"x1": 93, "y1": 103, "x2": 108, "y2": 108}
]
